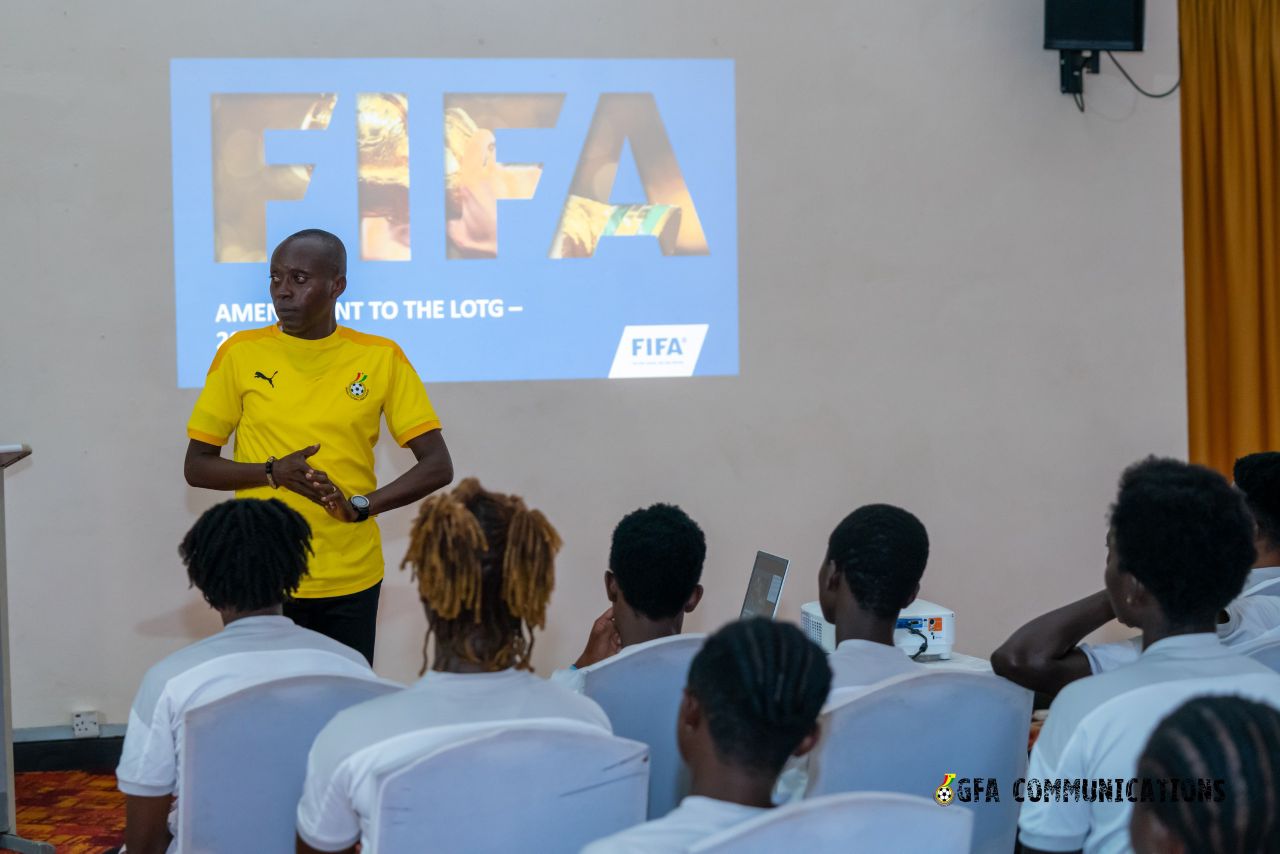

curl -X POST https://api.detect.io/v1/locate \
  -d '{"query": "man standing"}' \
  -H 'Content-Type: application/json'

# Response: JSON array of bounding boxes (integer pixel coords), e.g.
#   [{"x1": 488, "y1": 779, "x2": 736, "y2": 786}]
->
[{"x1": 183, "y1": 229, "x2": 453, "y2": 663}]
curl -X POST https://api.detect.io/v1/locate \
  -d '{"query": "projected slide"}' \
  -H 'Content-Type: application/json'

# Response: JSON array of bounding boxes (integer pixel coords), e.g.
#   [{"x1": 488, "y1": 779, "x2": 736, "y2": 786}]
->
[{"x1": 170, "y1": 59, "x2": 737, "y2": 386}]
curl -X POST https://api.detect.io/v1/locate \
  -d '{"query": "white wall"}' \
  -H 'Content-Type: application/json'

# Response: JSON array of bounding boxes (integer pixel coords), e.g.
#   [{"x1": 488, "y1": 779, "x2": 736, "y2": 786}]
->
[{"x1": 0, "y1": 0, "x2": 1183, "y2": 727}]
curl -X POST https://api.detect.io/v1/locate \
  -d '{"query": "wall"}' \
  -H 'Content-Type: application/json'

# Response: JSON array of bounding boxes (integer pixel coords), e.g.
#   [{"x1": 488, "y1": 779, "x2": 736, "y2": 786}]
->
[{"x1": 0, "y1": 0, "x2": 1183, "y2": 727}]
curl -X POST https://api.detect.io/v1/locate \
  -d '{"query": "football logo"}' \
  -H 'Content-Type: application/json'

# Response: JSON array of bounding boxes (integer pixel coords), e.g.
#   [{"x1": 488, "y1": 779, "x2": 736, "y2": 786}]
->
[
  {"x1": 934, "y1": 773, "x2": 957, "y2": 806},
  {"x1": 346, "y1": 371, "x2": 369, "y2": 400}
]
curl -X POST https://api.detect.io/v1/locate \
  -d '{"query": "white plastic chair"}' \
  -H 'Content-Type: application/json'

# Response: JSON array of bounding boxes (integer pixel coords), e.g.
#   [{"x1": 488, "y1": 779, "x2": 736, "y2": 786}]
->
[
  {"x1": 179, "y1": 673, "x2": 399, "y2": 853},
  {"x1": 689, "y1": 792, "x2": 973, "y2": 854},
  {"x1": 806, "y1": 670, "x2": 1032, "y2": 854},
  {"x1": 372, "y1": 720, "x2": 650, "y2": 854},
  {"x1": 581, "y1": 633, "x2": 705, "y2": 819}
]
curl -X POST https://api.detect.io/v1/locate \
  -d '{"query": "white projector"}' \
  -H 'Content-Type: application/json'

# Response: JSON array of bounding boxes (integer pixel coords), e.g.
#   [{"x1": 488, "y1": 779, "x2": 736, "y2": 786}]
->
[{"x1": 800, "y1": 599, "x2": 956, "y2": 660}]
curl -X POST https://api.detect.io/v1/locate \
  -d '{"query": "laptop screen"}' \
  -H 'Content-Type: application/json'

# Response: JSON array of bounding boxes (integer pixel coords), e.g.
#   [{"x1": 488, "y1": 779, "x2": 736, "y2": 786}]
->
[{"x1": 740, "y1": 551, "x2": 790, "y2": 620}]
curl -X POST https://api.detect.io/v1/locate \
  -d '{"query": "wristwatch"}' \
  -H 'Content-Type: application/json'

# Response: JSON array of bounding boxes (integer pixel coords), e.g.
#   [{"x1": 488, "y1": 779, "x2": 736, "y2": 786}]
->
[{"x1": 350, "y1": 494, "x2": 371, "y2": 522}]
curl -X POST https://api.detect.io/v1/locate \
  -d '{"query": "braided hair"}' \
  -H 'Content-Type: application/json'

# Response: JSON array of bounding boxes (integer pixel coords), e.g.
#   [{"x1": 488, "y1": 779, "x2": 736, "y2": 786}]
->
[
  {"x1": 401, "y1": 478, "x2": 561, "y2": 673},
  {"x1": 1136, "y1": 695, "x2": 1280, "y2": 854},
  {"x1": 686, "y1": 618, "x2": 833, "y2": 775},
  {"x1": 179, "y1": 498, "x2": 312, "y2": 612}
]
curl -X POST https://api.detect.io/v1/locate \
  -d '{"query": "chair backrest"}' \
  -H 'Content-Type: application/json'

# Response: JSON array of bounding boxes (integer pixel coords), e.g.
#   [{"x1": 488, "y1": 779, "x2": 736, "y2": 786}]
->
[
  {"x1": 806, "y1": 671, "x2": 1032, "y2": 854},
  {"x1": 581, "y1": 633, "x2": 705, "y2": 819},
  {"x1": 373, "y1": 720, "x2": 650, "y2": 854},
  {"x1": 689, "y1": 792, "x2": 972, "y2": 854},
  {"x1": 180, "y1": 674, "x2": 399, "y2": 854}
]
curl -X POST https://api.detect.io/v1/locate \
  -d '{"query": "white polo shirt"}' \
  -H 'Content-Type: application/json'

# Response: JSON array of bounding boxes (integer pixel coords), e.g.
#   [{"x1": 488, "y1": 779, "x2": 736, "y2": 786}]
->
[
  {"x1": 828, "y1": 639, "x2": 921, "y2": 691},
  {"x1": 772, "y1": 638, "x2": 922, "y2": 805},
  {"x1": 115, "y1": 615, "x2": 377, "y2": 846},
  {"x1": 1020, "y1": 633, "x2": 1280, "y2": 854},
  {"x1": 582, "y1": 796, "x2": 767, "y2": 854},
  {"x1": 1079, "y1": 566, "x2": 1280, "y2": 674},
  {"x1": 550, "y1": 634, "x2": 697, "y2": 694},
  {"x1": 296, "y1": 668, "x2": 611, "y2": 852}
]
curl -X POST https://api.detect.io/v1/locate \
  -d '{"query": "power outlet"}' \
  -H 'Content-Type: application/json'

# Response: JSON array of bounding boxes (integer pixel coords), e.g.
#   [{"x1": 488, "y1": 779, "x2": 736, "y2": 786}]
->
[{"x1": 71, "y1": 710, "x2": 100, "y2": 739}]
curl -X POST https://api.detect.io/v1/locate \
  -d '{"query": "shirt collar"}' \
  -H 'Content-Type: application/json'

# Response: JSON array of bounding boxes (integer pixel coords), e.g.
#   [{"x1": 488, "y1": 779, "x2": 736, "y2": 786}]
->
[
  {"x1": 1140, "y1": 633, "x2": 1222, "y2": 657},
  {"x1": 222, "y1": 615, "x2": 294, "y2": 631},
  {"x1": 678, "y1": 796, "x2": 768, "y2": 815},
  {"x1": 273, "y1": 324, "x2": 345, "y2": 350},
  {"x1": 833, "y1": 639, "x2": 906, "y2": 657},
  {"x1": 413, "y1": 668, "x2": 519, "y2": 688}
]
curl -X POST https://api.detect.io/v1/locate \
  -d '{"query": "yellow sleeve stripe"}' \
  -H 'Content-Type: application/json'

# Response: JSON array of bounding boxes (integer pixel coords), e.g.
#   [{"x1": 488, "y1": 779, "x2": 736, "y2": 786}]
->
[
  {"x1": 337, "y1": 327, "x2": 401, "y2": 350},
  {"x1": 207, "y1": 324, "x2": 280, "y2": 374},
  {"x1": 395, "y1": 420, "x2": 442, "y2": 447},
  {"x1": 335, "y1": 328, "x2": 418, "y2": 367},
  {"x1": 188, "y1": 428, "x2": 229, "y2": 447}
]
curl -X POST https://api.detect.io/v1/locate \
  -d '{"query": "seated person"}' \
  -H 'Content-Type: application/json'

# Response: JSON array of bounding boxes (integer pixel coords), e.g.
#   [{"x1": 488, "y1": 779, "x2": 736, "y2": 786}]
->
[
  {"x1": 819, "y1": 503, "x2": 930, "y2": 690},
  {"x1": 1083, "y1": 450, "x2": 1280, "y2": 670},
  {"x1": 1130, "y1": 695, "x2": 1280, "y2": 854},
  {"x1": 993, "y1": 451, "x2": 1280, "y2": 696},
  {"x1": 114, "y1": 498, "x2": 378, "y2": 854},
  {"x1": 771, "y1": 503, "x2": 931, "y2": 805},
  {"x1": 295, "y1": 479, "x2": 610, "y2": 854},
  {"x1": 554, "y1": 503, "x2": 706, "y2": 690},
  {"x1": 583, "y1": 618, "x2": 832, "y2": 853},
  {"x1": 1015, "y1": 458, "x2": 1280, "y2": 854}
]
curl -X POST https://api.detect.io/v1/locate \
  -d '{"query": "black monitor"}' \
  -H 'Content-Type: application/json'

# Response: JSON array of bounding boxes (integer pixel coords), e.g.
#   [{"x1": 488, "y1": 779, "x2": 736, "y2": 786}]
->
[{"x1": 1045, "y1": 0, "x2": 1145, "y2": 52}]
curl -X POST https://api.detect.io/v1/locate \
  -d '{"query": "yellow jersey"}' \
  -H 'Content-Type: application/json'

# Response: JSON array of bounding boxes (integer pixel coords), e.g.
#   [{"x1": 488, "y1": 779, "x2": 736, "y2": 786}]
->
[{"x1": 187, "y1": 325, "x2": 441, "y2": 598}]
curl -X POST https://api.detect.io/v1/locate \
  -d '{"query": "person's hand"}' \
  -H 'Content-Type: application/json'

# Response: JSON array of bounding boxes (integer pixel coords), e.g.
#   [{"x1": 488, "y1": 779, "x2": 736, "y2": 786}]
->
[
  {"x1": 273, "y1": 444, "x2": 328, "y2": 503},
  {"x1": 573, "y1": 607, "x2": 622, "y2": 669},
  {"x1": 307, "y1": 470, "x2": 359, "y2": 522}
]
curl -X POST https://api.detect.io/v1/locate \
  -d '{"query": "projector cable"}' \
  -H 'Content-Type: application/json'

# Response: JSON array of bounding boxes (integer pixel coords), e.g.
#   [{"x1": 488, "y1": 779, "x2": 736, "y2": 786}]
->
[
  {"x1": 907, "y1": 627, "x2": 929, "y2": 660},
  {"x1": 1106, "y1": 51, "x2": 1181, "y2": 98}
]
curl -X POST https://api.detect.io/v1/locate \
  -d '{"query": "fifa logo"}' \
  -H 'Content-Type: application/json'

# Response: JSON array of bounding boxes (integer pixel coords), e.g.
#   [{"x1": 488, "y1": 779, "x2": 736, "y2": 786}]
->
[
  {"x1": 631, "y1": 337, "x2": 685, "y2": 357},
  {"x1": 935, "y1": 773, "x2": 957, "y2": 806}
]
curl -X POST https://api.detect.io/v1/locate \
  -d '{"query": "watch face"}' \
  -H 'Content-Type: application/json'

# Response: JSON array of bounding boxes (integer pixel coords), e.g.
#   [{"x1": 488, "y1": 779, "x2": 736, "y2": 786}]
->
[{"x1": 351, "y1": 495, "x2": 370, "y2": 510}]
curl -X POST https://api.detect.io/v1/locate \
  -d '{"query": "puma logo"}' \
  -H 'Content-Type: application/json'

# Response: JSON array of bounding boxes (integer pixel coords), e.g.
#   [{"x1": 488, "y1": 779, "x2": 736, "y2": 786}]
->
[{"x1": 253, "y1": 371, "x2": 278, "y2": 388}]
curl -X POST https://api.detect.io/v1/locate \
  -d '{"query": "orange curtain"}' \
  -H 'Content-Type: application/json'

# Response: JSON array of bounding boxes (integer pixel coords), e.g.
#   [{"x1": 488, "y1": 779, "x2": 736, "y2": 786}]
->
[{"x1": 1182, "y1": 0, "x2": 1280, "y2": 475}]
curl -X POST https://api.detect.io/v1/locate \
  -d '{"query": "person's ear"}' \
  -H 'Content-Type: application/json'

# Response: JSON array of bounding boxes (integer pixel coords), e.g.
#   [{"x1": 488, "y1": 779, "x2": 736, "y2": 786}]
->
[
  {"x1": 605, "y1": 571, "x2": 619, "y2": 604},
  {"x1": 791, "y1": 723, "x2": 821, "y2": 758},
  {"x1": 823, "y1": 560, "x2": 842, "y2": 593},
  {"x1": 684, "y1": 584, "x2": 704, "y2": 614},
  {"x1": 902, "y1": 580, "x2": 921, "y2": 609},
  {"x1": 678, "y1": 689, "x2": 701, "y2": 731},
  {"x1": 332, "y1": 274, "x2": 347, "y2": 299},
  {"x1": 1127, "y1": 574, "x2": 1154, "y2": 612}
]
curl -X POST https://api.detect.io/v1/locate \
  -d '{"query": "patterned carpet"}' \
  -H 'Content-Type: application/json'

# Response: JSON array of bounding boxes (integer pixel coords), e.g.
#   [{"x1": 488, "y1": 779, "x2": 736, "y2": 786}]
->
[{"x1": 3, "y1": 771, "x2": 124, "y2": 853}]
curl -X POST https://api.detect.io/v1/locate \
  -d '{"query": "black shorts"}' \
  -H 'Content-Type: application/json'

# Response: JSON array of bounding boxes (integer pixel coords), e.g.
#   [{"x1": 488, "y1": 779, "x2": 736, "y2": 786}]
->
[{"x1": 283, "y1": 581, "x2": 381, "y2": 664}]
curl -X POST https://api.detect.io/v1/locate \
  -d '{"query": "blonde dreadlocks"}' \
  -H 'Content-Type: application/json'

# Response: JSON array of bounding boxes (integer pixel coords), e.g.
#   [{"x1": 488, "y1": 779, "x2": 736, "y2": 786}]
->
[{"x1": 402, "y1": 478, "x2": 561, "y2": 673}]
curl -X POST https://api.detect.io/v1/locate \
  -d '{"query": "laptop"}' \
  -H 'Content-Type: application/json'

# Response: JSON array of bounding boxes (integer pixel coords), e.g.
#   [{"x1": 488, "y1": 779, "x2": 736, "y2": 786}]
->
[{"x1": 739, "y1": 551, "x2": 791, "y2": 619}]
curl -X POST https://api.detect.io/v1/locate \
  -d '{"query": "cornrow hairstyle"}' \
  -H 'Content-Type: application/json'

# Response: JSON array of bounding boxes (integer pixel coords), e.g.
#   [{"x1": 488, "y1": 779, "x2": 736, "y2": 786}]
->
[
  {"x1": 1137, "y1": 695, "x2": 1280, "y2": 854},
  {"x1": 825, "y1": 504, "x2": 929, "y2": 619},
  {"x1": 179, "y1": 498, "x2": 312, "y2": 612},
  {"x1": 686, "y1": 618, "x2": 833, "y2": 776},
  {"x1": 1110, "y1": 458, "x2": 1256, "y2": 625},
  {"x1": 279, "y1": 228, "x2": 347, "y2": 276},
  {"x1": 609, "y1": 503, "x2": 706, "y2": 621},
  {"x1": 401, "y1": 478, "x2": 561, "y2": 673},
  {"x1": 1233, "y1": 452, "x2": 1280, "y2": 549}
]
